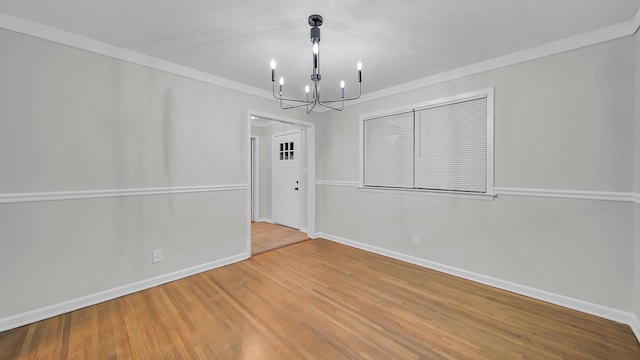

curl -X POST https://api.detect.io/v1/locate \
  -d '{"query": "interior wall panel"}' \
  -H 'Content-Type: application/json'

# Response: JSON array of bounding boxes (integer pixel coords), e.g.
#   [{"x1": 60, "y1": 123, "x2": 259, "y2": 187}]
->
[
  {"x1": 0, "y1": 27, "x2": 298, "y2": 321},
  {"x1": 316, "y1": 36, "x2": 636, "y2": 312}
]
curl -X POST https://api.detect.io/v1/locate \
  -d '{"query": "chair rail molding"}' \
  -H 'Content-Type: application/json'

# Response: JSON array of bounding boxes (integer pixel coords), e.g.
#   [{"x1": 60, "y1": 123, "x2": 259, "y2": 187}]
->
[
  {"x1": 493, "y1": 187, "x2": 635, "y2": 202},
  {"x1": 316, "y1": 180, "x2": 639, "y2": 204},
  {"x1": 0, "y1": 184, "x2": 248, "y2": 204}
]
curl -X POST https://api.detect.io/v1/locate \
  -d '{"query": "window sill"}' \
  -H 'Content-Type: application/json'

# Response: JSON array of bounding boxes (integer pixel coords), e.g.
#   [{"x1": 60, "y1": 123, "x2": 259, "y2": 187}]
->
[{"x1": 358, "y1": 186, "x2": 496, "y2": 201}]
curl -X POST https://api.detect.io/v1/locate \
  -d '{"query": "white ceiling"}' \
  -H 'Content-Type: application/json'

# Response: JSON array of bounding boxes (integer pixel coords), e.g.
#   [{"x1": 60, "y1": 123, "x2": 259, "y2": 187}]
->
[{"x1": 1, "y1": 1, "x2": 639, "y2": 99}]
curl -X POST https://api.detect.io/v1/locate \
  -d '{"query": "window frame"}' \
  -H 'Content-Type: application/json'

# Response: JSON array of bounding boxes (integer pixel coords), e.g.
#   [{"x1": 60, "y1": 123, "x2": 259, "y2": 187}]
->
[{"x1": 358, "y1": 88, "x2": 495, "y2": 199}]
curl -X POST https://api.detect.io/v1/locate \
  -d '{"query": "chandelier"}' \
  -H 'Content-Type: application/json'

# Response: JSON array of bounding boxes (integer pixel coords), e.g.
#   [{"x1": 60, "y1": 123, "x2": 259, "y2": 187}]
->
[{"x1": 270, "y1": 14, "x2": 362, "y2": 114}]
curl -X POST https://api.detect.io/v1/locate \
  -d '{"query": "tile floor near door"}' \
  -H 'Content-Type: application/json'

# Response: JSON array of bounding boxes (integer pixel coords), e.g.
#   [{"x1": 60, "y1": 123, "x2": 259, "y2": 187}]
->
[{"x1": 251, "y1": 222, "x2": 309, "y2": 255}]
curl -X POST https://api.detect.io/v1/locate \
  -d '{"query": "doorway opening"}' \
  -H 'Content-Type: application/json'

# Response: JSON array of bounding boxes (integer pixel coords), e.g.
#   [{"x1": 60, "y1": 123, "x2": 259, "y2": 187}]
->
[{"x1": 246, "y1": 110, "x2": 315, "y2": 256}]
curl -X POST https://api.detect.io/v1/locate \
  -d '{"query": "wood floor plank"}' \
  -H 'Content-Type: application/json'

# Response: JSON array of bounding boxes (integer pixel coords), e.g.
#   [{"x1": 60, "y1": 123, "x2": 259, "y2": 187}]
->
[
  {"x1": 1, "y1": 239, "x2": 639, "y2": 359},
  {"x1": 251, "y1": 222, "x2": 308, "y2": 255}
]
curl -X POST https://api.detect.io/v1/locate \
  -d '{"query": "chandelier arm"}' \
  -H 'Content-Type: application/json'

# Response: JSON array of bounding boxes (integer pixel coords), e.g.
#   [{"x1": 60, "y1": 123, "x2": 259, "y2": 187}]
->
[
  {"x1": 273, "y1": 83, "x2": 315, "y2": 104},
  {"x1": 313, "y1": 79, "x2": 343, "y2": 111},
  {"x1": 306, "y1": 101, "x2": 317, "y2": 114},
  {"x1": 318, "y1": 94, "x2": 361, "y2": 104},
  {"x1": 280, "y1": 103, "x2": 310, "y2": 110},
  {"x1": 279, "y1": 99, "x2": 313, "y2": 110},
  {"x1": 316, "y1": 99, "x2": 344, "y2": 111},
  {"x1": 316, "y1": 83, "x2": 362, "y2": 104},
  {"x1": 279, "y1": 97, "x2": 315, "y2": 104}
]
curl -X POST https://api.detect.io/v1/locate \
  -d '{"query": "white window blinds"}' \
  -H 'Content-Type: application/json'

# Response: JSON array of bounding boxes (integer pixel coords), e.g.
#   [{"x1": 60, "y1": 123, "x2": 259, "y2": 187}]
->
[
  {"x1": 361, "y1": 90, "x2": 491, "y2": 194},
  {"x1": 414, "y1": 97, "x2": 487, "y2": 192},
  {"x1": 363, "y1": 112, "x2": 414, "y2": 188}
]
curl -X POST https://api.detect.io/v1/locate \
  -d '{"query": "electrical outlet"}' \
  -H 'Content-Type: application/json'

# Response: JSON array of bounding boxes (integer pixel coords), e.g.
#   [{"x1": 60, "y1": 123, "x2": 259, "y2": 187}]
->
[
  {"x1": 412, "y1": 235, "x2": 420, "y2": 246},
  {"x1": 152, "y1": 249, "x2": 163, "y2": 263}
]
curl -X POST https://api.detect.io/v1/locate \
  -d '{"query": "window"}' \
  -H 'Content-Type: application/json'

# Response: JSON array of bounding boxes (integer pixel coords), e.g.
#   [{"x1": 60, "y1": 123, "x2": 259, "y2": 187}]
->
[
  {"x1": 279, "y1": 141, "x2": 294, "y2": 160},
  {"x1": 361, "y1": 88, "x2": 493, "y2": 196},
  {"x1": 363, "y1": 111, "x2": 414, "y2": 188}
]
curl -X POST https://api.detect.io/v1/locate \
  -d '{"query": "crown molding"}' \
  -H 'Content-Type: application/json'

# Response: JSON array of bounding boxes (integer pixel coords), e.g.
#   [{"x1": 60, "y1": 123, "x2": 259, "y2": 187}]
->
[
  {"x1": 355, "y1": 19, "x2": 636, "y2": 105},
  {"x1": 1, "y1": 10, "x2": 638, "y2": 110},
  {"x1": 0, "y1": 12, "x2": 273, "y2": 101}
]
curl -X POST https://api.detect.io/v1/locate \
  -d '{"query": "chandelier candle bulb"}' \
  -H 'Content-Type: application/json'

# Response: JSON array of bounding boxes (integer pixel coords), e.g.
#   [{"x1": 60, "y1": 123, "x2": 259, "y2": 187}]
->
[
  {"x1": 340, "y1": 80, "x2": 345, "y2": 98},
  {"x1": 279, "y1": 77, "x2": 284, "y2": 95},
  {"x1": 270, "y1": 59, "x2": 276, "y2": 81},
  {"x1": 357, "y1": 62, "x2": 362, "y2": 82}
]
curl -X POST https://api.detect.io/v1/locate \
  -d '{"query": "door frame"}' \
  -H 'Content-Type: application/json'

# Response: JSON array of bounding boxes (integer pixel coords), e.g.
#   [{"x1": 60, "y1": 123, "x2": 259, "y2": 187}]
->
[
  {"x1": 246, "y1": 109, "x2": 316, "y2": 256},
  {"x1": 250, "y1": 136, "x2": 259, "y2": 221},
  {"x1": 271, "y1": 130, "x2": 302, "y2": 230}
]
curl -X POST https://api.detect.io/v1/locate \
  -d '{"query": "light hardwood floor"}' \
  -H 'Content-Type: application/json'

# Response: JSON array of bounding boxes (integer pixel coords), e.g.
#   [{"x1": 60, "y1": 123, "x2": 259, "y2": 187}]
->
[
  {"x1": 1, "y1": 239, "x2": 639, "y2": 359},
  {"x1": 251, "y1": 221, "x2": 308, "y2": 255}
]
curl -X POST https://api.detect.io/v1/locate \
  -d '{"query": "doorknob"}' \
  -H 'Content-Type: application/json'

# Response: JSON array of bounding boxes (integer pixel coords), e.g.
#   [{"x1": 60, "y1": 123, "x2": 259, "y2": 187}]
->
[{"x1": 294, "y1": 187, "x2": 299, "y2": 191}]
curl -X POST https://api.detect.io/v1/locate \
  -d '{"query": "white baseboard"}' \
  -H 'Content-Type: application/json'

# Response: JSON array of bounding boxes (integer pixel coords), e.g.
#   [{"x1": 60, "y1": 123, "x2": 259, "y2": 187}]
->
[
  {"x1": 316, "y1": 232, "x2": 640, "y2": 343},
  {"x1": 631, "y1": 314, "x2": 640, "y2": 343},
  {"x1": 0, "y1": 252, "x2": 249, "y2": 332}
]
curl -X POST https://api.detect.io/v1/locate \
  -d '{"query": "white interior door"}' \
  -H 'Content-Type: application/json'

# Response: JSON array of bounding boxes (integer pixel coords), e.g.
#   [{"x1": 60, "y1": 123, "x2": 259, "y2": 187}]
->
[{"x1": 273, "y1": 132, "x2": 301, "y2": 229}]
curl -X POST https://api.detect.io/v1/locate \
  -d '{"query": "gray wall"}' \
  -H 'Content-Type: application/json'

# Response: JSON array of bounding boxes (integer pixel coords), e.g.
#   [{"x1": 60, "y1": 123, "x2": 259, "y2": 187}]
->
[
  {"x1": 1, "y1": 23, "x2": 639, "y2": 327},
  {"x1": 0, "y1": 28, "x2": 302, "y2": 319},
  {"x1": 251, "y1": 125, "x2": 273, "y2": 221},
  {"x1": 315, "y1": 36, "x2": 635, "y2": 311}
]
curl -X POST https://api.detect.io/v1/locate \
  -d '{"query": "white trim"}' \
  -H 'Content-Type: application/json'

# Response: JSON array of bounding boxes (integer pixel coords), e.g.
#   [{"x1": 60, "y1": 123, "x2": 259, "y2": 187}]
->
[
  {"x1": 317, "y1": 182, "x2": 640, "y2": 204},
  {"x1": 495, "y1": 187, "x2": 634, "y2": 202},
  {"x1": 256, "y1": 218, "x2": 274, "y2": 224},
  {"x1": 631, "y1": 314, "x2": 640, "y2": 343},
  {"x1": 0, "y1": 252, "x2": 248, "y2": 332},
  {"x1": 0, "y1": 184, "x2": 247, "y2": 204},
  {"x1": 358, "y1": 186, "x2": 496, "y2": 201},
  {"x1": 486, "y1": 91, "x2": 495, "y2": 195},
  {"x1": 250, "y1": 136, "x2": 260, "y2": 221},
  {"x1": 2, "y1": 11, "x2": 639, "y2": 111},
  {"x1": 317, "y1": 232, "x2": 639, "y2": 341},
  {"x1": 359, "y1": 88, "x2": 495, "y2": 197},
  {"x1": 0, "y1": 12, "x2": 272, "y2": 101},
  {"x1": 316, "y1": 180, "x2": 360, "y2": 187},
  {"x1": 352, "y1": 20, "x2": 636, "y2": 106}
]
